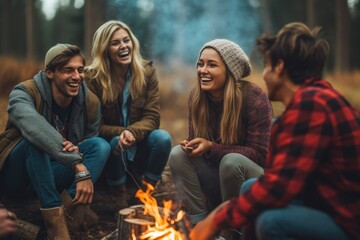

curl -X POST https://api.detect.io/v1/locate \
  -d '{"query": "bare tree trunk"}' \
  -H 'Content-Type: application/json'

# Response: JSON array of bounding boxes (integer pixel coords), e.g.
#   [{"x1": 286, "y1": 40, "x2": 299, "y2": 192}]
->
[
  {"x1": 25, "y1": 0, "x2": 35, "y2": 60},
  {"x1": 1, "y1": 1, "x2": 10, "y2": 55},
  {"x1": 335, "y1": 0, "x2": 350, "y2": 73},
  {"x1": 260, "y1": 0, "x2": 272, "y2": 33},
  {"x1": 306, "y1": 0, "x2": 316, "y2": 28},
  {"x1": 84, "y1": 0, "x2": 105, "y2": 61}
]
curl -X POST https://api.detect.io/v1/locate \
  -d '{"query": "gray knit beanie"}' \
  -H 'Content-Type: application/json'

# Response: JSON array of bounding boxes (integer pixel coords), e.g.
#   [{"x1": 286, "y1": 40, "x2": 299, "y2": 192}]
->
[{"x1": 199, "y1": 39, "x2": 251, "y2": 81}]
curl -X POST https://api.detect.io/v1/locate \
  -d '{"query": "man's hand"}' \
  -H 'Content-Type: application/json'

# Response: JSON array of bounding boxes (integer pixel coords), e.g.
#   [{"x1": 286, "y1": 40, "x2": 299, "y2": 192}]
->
[
  {"x1": 73, "y1": 178, "x2": 94, "y2": 205},
  {"x1": 73, "y1": 163, "x2": 93, "y2": 204},
  {"x1": 119, "y1": 130, "x2": 136, "y2": 149},
  {"x1": 190, "y1": 201, "x2": 229, "y2": 240},
  {"x1": 0, "y1": 208, "x2": 17, "y2": 238},
  {"x1": 62, "y1": 140, "x2": 79, "y2": 153}
]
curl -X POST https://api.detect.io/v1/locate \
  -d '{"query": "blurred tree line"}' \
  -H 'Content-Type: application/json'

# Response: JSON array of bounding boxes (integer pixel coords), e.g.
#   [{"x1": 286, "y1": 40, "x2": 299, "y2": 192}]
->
[{"x1": 0, "y1": 0, "x2": 360, "y2": 72}]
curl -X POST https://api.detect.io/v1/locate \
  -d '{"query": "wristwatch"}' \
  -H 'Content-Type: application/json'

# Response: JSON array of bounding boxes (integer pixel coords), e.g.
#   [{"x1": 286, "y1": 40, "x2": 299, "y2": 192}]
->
[{"x1": 75, "y1": 171, "x2": 90, "y2": 178}]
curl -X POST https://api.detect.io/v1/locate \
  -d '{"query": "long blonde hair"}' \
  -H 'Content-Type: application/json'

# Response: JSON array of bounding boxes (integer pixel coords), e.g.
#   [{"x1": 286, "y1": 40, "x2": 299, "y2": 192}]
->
[
  {"x1": 86, "y1": 20, "x2": 145, "y2": 103},
  {"x1": 191, "y1": 73, "x2": 245, "y2": 145}
]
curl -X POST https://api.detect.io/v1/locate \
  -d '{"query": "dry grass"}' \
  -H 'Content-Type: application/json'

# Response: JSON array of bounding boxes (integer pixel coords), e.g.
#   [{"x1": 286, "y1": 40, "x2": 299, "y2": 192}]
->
[
  {"x1": 0, "y1": 57, "x2": 42, "y2": 97},
  {"x1": 0, "y1": 57, "x2": 42, "y2": 132},
  {"x1": 326, "y1": 71, "x2": 360, "y2": 111},
  {"x1": 0, "y1": 57, "x2": 360, "y2": 145}
]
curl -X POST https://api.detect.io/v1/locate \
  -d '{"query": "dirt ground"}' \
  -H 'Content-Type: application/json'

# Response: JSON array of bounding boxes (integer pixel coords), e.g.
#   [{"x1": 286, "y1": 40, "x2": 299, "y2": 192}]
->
[
  {"x1": 0, "y1": 94, "x2": 186, "y2": 240},
  {"x1": 1, "y1": 166, "x2": 179, "y2": 240}
]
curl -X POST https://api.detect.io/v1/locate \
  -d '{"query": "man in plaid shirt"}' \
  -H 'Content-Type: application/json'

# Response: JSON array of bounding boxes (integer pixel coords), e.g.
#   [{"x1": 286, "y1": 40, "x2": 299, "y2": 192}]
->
[{"x1": 190, "y1": 22, "x2": 360, "y2": 240}]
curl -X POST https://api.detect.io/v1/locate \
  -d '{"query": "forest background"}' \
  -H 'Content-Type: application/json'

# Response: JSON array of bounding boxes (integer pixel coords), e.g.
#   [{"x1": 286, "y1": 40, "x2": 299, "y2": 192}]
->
[
  {"x1": 1, "y1": 1, "x2": 360, "y2": 238},
  {"x1": 1, "y1": 0, "x2": 360, "y2": 146}
]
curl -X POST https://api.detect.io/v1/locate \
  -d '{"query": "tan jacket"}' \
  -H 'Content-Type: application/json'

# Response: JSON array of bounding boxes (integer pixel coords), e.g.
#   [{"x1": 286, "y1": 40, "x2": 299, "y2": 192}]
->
[{"x1": 85, "y1": 61, "x2": 160, "y2": 142}]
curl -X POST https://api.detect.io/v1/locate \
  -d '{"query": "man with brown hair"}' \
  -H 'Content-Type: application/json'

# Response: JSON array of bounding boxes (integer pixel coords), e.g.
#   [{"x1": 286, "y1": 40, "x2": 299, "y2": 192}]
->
[
  {"x1": 190, "y1": 22, "x2": 360, "y2": 240},
  {"x1": 0, "y1": 44, "x2": 110, "y2": 239}
]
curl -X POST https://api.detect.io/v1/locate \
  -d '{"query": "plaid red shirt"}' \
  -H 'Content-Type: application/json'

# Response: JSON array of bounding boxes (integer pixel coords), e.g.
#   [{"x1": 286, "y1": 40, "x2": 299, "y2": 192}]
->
[{"x1": 214, "y1": 79, "x2": 360, "y2": 239}]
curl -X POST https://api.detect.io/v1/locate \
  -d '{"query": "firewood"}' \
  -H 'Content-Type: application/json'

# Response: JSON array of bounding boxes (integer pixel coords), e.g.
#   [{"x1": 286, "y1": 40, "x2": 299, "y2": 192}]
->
[
  {"x1": 116, "y1": 206, "x2": 155, "y2": 240},
  {"x1": 14, "y1": 219, "x2": 41, "y2": 240}
]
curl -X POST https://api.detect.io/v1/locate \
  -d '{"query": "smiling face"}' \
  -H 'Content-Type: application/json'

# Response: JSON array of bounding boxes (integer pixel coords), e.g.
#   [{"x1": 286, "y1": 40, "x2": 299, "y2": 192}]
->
[
  {"x1": 46, "y1": 55, "x2": 84, "y2": 107},
  {"x1": 196, "y1": 48, "x2": 227, "y2": 99},
  {"x1": 108, "y1": 28, "x2": 133, "y2": 69}
]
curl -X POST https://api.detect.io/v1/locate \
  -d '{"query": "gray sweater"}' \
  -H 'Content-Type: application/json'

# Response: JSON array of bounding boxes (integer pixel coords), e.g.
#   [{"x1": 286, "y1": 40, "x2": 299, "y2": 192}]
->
[{"x1": 2, "y1": 70, "x2": 100, "y2": 168}]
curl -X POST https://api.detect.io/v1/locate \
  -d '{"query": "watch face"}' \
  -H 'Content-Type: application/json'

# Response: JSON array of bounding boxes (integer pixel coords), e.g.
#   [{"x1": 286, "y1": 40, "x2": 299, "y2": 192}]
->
[{"x1": 76, "y1": 171, "x2": 89, "y2": 178}]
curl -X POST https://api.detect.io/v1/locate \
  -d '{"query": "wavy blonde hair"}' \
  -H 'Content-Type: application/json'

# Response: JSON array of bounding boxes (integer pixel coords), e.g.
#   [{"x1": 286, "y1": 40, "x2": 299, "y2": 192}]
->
[
  {"x1": 191, "y1": 71, "x2": 245, "y2": 145},
  {"x1": 86, "y1": 20, "x2": 145, "y2": 103}
]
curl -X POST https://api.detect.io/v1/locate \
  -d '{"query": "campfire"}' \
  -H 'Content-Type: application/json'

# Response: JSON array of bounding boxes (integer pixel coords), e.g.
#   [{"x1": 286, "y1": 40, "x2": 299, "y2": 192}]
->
[{"x1": 110, "y1": 182, "x2": 191, "y2": 240}]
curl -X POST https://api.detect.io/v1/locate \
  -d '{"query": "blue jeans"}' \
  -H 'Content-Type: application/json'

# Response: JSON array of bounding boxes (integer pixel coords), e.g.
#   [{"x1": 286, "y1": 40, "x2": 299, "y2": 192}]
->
[
  {"x1": 105, "y1": 129, "x2": 172, "y2": 186},
  {"x1": 241, "y1": 178, "x2": 350, "y2": 240},
  {"x1": 0, "y1": 137, "x2": 110, "y2": 208}
]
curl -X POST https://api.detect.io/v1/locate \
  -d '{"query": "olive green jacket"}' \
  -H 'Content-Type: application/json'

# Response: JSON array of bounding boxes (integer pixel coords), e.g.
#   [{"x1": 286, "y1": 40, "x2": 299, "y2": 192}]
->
[{"x1": 85, "y1": 61, "x2": 160, "y2": 142}]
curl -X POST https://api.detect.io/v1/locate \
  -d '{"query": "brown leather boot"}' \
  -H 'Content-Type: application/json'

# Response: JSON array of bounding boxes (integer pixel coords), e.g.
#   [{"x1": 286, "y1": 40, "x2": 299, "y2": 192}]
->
[
  {"x1": 40, "y1": 206, "x2": 70, "y2": 240},
  {"x1": 60, "y1": 191, "x2": 98, "y2": 231}
]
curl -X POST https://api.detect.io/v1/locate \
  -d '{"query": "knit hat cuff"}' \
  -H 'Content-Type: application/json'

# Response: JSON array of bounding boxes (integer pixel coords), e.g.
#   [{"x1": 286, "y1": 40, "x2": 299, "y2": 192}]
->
[{"x1": 199, "y1": 39, "x2": 251, "y2": 81}]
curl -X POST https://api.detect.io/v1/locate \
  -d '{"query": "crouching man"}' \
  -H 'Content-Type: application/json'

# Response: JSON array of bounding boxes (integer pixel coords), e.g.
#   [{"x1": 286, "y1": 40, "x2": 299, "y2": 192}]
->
[{"x1": 0, "y1": 44, "x2": 111, "y2": 239}]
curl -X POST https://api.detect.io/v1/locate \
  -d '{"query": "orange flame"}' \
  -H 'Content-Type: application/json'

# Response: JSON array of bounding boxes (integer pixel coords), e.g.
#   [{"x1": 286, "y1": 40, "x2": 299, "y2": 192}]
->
[{"x1": 134, "y1": 182, "x2": 186, "y2": 240}]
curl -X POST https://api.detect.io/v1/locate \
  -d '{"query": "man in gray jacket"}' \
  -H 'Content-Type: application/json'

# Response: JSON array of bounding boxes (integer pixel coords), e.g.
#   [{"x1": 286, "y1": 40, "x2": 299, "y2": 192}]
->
[{"x1": 0, "y1": 44, "x2": 110, "y2": 239}]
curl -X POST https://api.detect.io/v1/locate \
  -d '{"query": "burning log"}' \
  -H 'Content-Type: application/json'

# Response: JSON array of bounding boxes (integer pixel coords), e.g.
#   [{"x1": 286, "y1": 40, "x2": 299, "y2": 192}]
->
[
  {"x1": 172, "y1": 216, "x2": 191, "y2": 240},
  {"x1": 117, "y1": 205, "x2": 155, "y2": 240},
  {"x1": 118, "y1": 208, "x2": 135, "y2": 240},
  {"x1": 102, "y1": 183, "x2": 192, "y2": 240},
  {"x1": 115, "y1": 204, "x2": 192, "y2": 239},
  {"x1": 123, "y1": 183, "x2": 191, "y2": 239}
]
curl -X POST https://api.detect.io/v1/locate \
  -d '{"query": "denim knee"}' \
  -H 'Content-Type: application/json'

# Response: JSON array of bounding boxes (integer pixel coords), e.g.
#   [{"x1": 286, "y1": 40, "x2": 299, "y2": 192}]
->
[
  {"x1": 240, "y1": 178, "x2": 257, "y2": 195},
  {"x1": 147, "y1": 129, "x2": 172, "y2": 151},
  {"x1": 92, "y1": 137, "x2": 111, "y2": 158},
  {"x1": 256, "y1": 210, "x2": 281, "y2": 240},
  {"x1": 82, "y1": 137, "x2": 110, "y2": 159},
  {"x1": 109, "y1": 136, "x2": 120, "y2": 151}
]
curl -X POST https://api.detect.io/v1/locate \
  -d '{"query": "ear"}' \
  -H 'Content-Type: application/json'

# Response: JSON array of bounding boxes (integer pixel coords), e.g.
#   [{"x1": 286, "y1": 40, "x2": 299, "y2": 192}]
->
[
  {"x1": 45, "y1": 69, "x2": 54, "y2": 80},
  {"x1": 274, "y1": 59, "x2": 285, "y2": 75}
]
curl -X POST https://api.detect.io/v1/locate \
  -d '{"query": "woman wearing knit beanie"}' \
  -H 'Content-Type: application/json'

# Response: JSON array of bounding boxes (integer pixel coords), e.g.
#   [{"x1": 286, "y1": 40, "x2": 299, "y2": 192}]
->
[{"x1": 168, "y1": 39, "x2": 273, "y2": 229}]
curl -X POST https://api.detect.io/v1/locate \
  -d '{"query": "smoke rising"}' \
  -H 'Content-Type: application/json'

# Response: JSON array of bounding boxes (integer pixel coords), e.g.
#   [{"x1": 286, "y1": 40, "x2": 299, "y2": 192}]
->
[{"x1": 113, "y1": 0, "x2": 261, "y2": 65}]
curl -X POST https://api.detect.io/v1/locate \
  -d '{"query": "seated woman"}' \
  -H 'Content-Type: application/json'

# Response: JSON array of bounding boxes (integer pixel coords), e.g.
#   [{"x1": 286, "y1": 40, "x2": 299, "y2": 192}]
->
[
  {"x1": 85, "y1": 20, "x2": 172, "y2": 209},
  {"x1": 168, "y1": 39, "x2": 273, "y2": 225}
]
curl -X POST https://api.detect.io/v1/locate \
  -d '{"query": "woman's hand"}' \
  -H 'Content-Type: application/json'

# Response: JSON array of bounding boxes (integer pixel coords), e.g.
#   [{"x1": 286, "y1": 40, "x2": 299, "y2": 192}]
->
[
  {"x1": 0, "y1": 208, "x2": 17, "y2": 238},
  {"x1": 119, "y1": 130, "x2": 136, "y2": 149},
  {"x1": 181, "y1": 138, "x2": 213, "y2": 157},
  {"x1": 180, "y1": 140, "x2": 192, "y2": 152}
]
